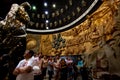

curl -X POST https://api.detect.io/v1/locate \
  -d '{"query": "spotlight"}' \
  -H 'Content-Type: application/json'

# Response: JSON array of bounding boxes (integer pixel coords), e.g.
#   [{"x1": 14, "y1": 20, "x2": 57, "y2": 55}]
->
[{"x1": 32, "y1": 5, "x2": 37, "y2": 11}]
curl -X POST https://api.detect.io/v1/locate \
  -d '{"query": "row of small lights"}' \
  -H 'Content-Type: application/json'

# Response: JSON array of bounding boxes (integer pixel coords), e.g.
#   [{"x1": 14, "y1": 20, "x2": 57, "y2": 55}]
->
[{"x1": 31, "y1": 2, "x2": 57, "y2": 29}]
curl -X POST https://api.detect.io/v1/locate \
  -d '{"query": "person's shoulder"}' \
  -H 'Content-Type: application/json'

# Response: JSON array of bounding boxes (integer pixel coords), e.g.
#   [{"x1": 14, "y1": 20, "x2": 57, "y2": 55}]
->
[
  {"x1": 19, "y1": 59, "x2": 26, "y2": 63},
  {"x1": 41, "y1": 58, "x2": 44, "y2": 61},
  {"x1": 29, "y1": 56, "x2": 36, "y2": 61}
]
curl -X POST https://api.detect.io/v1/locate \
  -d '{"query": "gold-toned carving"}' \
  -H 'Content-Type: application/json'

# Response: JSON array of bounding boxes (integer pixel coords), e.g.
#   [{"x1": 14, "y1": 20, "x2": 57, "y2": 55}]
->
[
  {"x1": 42, "y1": 14, "x2": 45, "y2": 18},
  {"x1": 60, "y1": 8, "x2": 64, "y2": 13},
  {"x1": 40, "y1": 23, "x2": 44, "y2": 28},
  {"x1": 50, "y1": 22, "x2": 53, "y2": 27},
  {"x1": 65, "y1": 5, "x2": 68, "y2": 10},
  {"x1": 54, "y1": 21, "x2": 58, "y2": 26},
  {"x1": 26, "y1": 38, "x2": 37, "y2": 49},
  {"x1": 81, "y1": 0, "x2": 86, "y2": 7},
  {"x1": 63, "y1": 18, "x2": 66, "y2": 22},
  {"x1": 32, "y1": 13, "x2": 35, "y2": 18},
  {"x1": 29, "y1": 21, "x2": 34, "y2": 26},
  {"x1": 69, "y1": 0, "x2": 73, "y2": 6},
  {"x1": 52, "y1": 12, "x2": 55, "y2": 17},
  {"x1": 67, "y1": 15, "x2": 71, "y2": 20},
  {"x1": 77, "y1": 6, "x2": 81, "y2": 12},
  {"x1": 56, "y1": 11, "x2": 59, "y2": 16},
  {"x1": 37, "y1": 14, "x2": 40, "y2": 18},
  {"x1": 37, "y1": 0, "x2": 120, "y2": 56},
  {"x1": 72, "y1": 11, "x2": 75, "y2": 16},
  {"x1": 59, "y1": 20, "x2": 62, "y2": 25},
  {"x1": 35, "y1": 22, "x2": 39, "y2": 28}
]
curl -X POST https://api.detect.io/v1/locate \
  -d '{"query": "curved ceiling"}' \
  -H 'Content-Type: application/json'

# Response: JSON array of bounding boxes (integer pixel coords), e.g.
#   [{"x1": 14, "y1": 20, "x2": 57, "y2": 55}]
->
[{"x1": 0, "y1": 0, "x2": 103, "y2": 34}]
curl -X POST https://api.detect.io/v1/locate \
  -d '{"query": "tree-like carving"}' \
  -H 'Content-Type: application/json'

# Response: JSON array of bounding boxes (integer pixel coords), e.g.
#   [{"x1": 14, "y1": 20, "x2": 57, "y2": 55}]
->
[{"x1": 52, "y1": 33, "x2": 66, "y2": 50}]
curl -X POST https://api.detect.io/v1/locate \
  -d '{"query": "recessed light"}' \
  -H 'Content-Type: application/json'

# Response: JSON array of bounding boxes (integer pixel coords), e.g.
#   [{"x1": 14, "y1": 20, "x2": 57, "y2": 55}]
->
[
  {"x1": 45, "y1": 11, "x2": 48, "y2": 15},
  {"x1": 52, "y1": 4, "x2": 56, "y2": 8},
  {"x1": 46, "y1": 20, "x2": 49, "y2": 23},
  {"x1": 44, "y1": 2, "x2": 48, "y2": 7}
]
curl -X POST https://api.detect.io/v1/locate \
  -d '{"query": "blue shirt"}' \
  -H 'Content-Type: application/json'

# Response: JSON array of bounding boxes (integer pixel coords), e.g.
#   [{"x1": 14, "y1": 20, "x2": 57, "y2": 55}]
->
[{"x1": 77, "y1": 60, "x2": 84, "y2": 67}]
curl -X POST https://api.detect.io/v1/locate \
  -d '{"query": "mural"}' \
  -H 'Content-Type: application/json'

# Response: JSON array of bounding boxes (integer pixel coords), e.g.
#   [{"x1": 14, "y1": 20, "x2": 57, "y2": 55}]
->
[{"x1": 39, "y1": 0, "x2": 120, "y2": 78}]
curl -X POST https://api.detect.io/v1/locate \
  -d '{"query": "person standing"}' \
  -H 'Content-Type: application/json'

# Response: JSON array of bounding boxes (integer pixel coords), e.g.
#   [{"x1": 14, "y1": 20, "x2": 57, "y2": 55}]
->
[
  {"x1": 41, "y1": 55, "x2": 48, "y2": 79},
  {"x1": 47, "y1": 56, "x2": 54, "y2": 80},
  {"x1": 77, "y1": 56, "x2": 84, "y2": 73},
  {"x1": 59, "y1": 58, "x2": 68, "y2": 80},
  {"x1": 66, "y1": 57, "x2": 74, "y2": 80},
  {"x1": 33, "y1": 53, "x2": 43, "y2": 80},
  {"x1": 13, "y1": 50, "x2": 35, "y2": 80},
  {"x1": 53, "y1": 55, "x2": 61, "y2": 80}
]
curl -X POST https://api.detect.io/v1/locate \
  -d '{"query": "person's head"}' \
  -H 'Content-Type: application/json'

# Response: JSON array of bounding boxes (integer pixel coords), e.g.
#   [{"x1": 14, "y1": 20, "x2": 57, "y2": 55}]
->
[
  {"x1": 78, "y1": 55, "x2": 83, "y2": 60},
  {"x1": 60, "y1": 58, "x2": 66, "y2": 64},
  {"x1": 43, "y1": 55, "x2": 47, "y2": 59},
  {"x1": 56, "y1": 55, "x2": 60, "y2": 59},
  {"x1": 53, "y1": 57, "x2": 57, "y2": 62},
  {"x1": 38, "y1": 52, "x2": 43, "y2": 58},
  {"x1": 49, "y1": 56, "x2": 53, "y2": 60},
  {"x1": 67, "y1": 57, "x2": 71, "y2": 60},
  {"x1": 23, "y1": 50, "x2": 34, "y2": 59}
]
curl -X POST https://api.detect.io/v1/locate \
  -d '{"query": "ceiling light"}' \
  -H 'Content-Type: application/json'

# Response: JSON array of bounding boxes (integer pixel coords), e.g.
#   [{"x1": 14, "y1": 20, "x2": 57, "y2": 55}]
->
[
  {"x1": 32, "y1": 5, "x2": 37, "y2": 11},
  {"x1": 45, "y1": 11, "x2": 48, "y2": 15},
  {"x1": 52, "y1": 4, "x2": 56, "y2": 8},
  {"x1": 46, "y1": 20, "x2": 49, "y2": 23},
  {"x1": 44, "y1": 2, "x2": 48, "y2": 7},
  {"x1": 46, "y1": 27, "x2": 49, "y2": 29}
]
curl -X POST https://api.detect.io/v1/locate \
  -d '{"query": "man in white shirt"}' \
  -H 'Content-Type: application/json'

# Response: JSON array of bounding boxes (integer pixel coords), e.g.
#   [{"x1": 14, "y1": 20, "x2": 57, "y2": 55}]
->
[{"x1": 13, "y1": 50, "x2": 35, "y2": 80}]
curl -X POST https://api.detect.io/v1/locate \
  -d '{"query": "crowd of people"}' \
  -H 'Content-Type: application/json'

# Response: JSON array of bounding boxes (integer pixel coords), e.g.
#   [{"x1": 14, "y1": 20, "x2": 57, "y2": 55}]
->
[{"x1": 13, "y1": 50, "x2": 86, "y2": 80}]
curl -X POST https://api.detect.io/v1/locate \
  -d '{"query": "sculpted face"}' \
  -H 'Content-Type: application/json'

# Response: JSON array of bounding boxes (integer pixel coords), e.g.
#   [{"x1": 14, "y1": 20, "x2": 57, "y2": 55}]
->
[{"x1": 16, "y1": 7, "x2": 30, "y2": 24}]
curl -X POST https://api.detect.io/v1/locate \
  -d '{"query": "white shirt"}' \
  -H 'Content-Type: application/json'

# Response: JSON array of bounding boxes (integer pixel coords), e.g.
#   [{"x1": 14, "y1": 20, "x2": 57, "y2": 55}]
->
[
  {"x1": 15, "y1": 57, "x2": 34, "y2": 80},
  {"x1": 32, "y1": 56, "x2": 42, "y2": 75}
]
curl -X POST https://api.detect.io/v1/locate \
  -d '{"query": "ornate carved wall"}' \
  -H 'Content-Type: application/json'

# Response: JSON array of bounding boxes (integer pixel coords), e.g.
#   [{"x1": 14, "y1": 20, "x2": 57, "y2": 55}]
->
[
  {"x1": 27, "y1": 0, "x2": 120, "y2": 75},
  {"x1": 34, "y1": 0, "x2": 120, "y2": 55}
]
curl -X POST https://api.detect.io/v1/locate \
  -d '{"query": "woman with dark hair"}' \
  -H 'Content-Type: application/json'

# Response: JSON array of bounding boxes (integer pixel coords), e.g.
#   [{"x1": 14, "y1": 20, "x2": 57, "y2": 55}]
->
[
  {"x1": 59, "y1": 58, "x2": 68, "y2": 80},
  {"x1": 41, "y1": 55, "x2": 48, "y2": 79},
  {"x1": 47, "y1": 56, "x2": 54, "y2": 80}
]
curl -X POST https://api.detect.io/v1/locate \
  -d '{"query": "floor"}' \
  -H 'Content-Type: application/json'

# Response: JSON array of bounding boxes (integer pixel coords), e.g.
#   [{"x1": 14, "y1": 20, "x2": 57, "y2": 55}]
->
[{"x1": 43, "y1": 74, "x2": 82, "y2": 80}]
